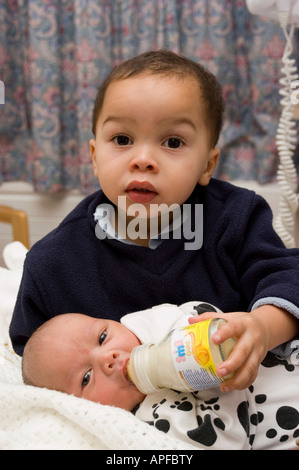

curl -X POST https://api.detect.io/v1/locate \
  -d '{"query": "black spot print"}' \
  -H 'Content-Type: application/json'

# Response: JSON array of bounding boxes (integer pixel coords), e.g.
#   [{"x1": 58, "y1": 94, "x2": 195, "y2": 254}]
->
[
  {"x1": 276, "y1": 406, "x2": 299, "y2": 430},
  {"x1": 262, "y1": 352, "x2": 295, "y2": 372},
  {"x1": 204, "y1": 397, "x2": 220, "y2": 405},
  {"x1": 186, "y1": 397, "x2": 225, "y2": 447},
  {"x1": 170, "y1": 396, "x2": 193, "y2": 412},
  {"x1": 199, "y1": 396, "x2": 220, "y2": 412},
  {"x1": 155, "y1": 419, "x2": 170, "y2": 433},
  {"x1": 131, "y1": 403, "x2": 140, "y2": 415},
  {"x1": 214, "y1": 417, "x2": 225, "y2": 431},
  {"x1": 237, "y1": 401, "x2": 250, "y2": 437},
  {"x1": 150, "y1": 399, "x2": 170, "y2": 434},
  {"x1": 266, "y1": 428, "x2": 277, "y2": 439},
  {"x1": 250, "y1": 412, "x2": 264, "y2": 426},
  {"x1": 151, "y1": 399, "x2": 167, "y2": 419},
  {"x1": 255, "y1": 394, "x2": 267, "y2": 404},
  {"x1": 265, "y1": 406, "x2": 299, "y2": 442},
  {"x1": 193, "y1": 303, "x2": 218, "y2": 314},
  {"x1": 187, "y1": 414, "x2": 218, "y2": 447}
]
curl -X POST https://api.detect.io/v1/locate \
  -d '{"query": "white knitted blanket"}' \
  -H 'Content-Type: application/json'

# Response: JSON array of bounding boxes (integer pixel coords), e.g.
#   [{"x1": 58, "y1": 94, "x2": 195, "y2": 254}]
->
[
  {"x1": 0, "y1": 242, "x2": 197, "y2": 450},
  {"x1": 0, "y1": 345, "x2": 198, "y2": 450}
]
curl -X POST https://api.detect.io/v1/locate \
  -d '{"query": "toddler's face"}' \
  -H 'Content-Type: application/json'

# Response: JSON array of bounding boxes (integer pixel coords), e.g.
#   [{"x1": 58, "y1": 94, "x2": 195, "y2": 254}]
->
[
  {"x1": 37, "y1": 314, "x2": 145, "y2": 410},
  {"x1": 90, "y1": 74, "x2": 219, "y2": 218}
]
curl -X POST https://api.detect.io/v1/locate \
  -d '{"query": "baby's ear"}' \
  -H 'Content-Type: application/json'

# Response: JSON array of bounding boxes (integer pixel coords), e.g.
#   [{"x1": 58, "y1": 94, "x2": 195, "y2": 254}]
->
[{"x1": 198, "y1": 148, "x2": 220, "y2": 186}]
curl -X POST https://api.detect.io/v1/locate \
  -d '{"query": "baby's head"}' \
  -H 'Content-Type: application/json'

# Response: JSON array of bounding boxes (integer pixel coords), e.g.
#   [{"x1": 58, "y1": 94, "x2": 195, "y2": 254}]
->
[{"x1": 22, "y1": 313, "x2": 145, "y2": 410}]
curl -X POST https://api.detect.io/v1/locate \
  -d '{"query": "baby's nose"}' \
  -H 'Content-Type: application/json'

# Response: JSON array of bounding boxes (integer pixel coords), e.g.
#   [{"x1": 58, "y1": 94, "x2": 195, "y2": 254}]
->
[{"x1": 102, "y1": 351, "x2": 119, "y2": 375}]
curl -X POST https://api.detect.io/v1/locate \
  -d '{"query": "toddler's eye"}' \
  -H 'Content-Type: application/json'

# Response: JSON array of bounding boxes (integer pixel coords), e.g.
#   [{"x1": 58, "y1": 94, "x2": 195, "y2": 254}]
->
[
  {"x1": 99, "y1": 330, "x2": 107, "y2": 345},
  {"x1": 82, "y1": 371, "x2": 91, "y2": 388},
  {"x1": 164, "y1": 137, "x2": 183, "y2": 149},
  {"x1": 113, "y1": 135, "x2": 132, "y2": 146}
]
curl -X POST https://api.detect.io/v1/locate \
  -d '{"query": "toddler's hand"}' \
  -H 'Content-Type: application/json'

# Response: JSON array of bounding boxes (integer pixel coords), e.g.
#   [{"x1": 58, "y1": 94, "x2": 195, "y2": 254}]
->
[{"x1": 188, "y1": 309, "x2": 270, "y2": 392}]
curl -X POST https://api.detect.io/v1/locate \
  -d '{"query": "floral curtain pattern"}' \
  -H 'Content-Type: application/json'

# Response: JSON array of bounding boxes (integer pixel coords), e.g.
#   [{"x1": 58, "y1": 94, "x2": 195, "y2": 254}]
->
[{"x1": 0, "y1": 0, "x2": 297, "y2": 194}]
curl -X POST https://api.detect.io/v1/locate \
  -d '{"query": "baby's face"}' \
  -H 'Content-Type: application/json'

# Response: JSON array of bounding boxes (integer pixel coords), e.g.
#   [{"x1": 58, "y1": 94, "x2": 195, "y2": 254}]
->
[{"x1": 38, "y1": 314, "x2": 145, "y2": 410}]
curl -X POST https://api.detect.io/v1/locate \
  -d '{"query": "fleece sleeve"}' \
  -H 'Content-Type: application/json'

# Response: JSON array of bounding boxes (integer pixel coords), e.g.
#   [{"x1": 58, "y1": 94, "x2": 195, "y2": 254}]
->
[
  {"x1": 9, "y1": 259, "x2": 50, "y2": 356},
  {"x1": 236, "y1": 196, "x2": 299, "y2": 318},
  {"x1": 223, "y1": 194, "x2": 299, "y2": 355}
]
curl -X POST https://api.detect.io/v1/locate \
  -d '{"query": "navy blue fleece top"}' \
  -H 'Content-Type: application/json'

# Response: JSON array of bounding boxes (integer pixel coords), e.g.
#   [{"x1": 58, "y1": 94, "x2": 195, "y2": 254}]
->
[{"x1": 9, "y1": 179, "x2": 299, "y2": 355}]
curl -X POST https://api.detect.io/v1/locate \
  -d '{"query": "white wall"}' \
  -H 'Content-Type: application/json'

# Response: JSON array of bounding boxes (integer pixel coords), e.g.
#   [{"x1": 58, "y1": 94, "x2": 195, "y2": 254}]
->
[
  {"x1": 0, "y1": 182, "x2": 84, "y2": 265},
  {"x1": 0, "y1": 180, "x2": 298, "y2": 266}
]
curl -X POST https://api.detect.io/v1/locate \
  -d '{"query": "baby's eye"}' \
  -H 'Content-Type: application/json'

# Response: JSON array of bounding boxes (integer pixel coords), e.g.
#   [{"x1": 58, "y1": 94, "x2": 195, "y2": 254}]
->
[
  {"x1": 82, "y1": 370, "x2": 91, "y2": 388},
  {"x1": 164, "y1": 137, "x2": 183, "y2": 149},
  {"x1": 113, "y1": 135, "x2": 132, "y2": 146},
  {"x1": 99, "y1": 330, "x2": 107, "y2": 345}
]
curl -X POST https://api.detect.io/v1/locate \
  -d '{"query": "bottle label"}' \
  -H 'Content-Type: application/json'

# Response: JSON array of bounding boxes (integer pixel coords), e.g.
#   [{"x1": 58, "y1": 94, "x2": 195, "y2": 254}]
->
[{"x1": 171, "y1": 320, "x2": 222, "y2": 391}]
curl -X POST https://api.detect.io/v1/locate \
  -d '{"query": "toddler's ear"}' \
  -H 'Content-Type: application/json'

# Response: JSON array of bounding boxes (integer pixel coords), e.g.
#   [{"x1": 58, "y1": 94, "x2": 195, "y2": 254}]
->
[
  {"x1": 198, "y1": 148, "x2": 220, "y2": 186},
  {"x1": 89, "y1": 139, "x2": 98, "y2": 177}
]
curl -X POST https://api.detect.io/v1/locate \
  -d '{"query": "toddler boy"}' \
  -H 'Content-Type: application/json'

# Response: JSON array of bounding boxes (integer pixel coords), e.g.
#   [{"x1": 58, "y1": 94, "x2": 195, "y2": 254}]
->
[{"x1": 10, "y1": 50, "x2": 299, "y2": 393}]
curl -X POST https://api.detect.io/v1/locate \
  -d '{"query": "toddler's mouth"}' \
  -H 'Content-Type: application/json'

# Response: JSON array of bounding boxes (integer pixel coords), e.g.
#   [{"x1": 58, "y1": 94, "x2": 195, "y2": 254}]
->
[
  {"x1": 133, "y1": 188, "x2": 151, "y2": 193},
  {"x1": 126, "y1": 181, "x2": 158, "y2": 203}
]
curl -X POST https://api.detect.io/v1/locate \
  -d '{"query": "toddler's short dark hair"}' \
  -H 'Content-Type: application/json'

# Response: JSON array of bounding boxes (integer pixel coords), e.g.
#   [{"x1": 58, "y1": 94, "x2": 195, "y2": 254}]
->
[{"x1": 92, "y1": 49, "x2": 224, "y2": 148}]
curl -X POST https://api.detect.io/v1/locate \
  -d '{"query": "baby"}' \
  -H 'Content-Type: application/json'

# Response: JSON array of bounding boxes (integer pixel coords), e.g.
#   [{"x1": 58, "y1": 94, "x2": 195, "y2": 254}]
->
[
  {"x1": 22, "y1": 301, "x2": 208, "y2": 410},
  {"x1": 22, "y1": 312, "x2": 145, "y2": 411},
  {"x1": 22, "y1": 302, "x2": 299, "y2": 450}
]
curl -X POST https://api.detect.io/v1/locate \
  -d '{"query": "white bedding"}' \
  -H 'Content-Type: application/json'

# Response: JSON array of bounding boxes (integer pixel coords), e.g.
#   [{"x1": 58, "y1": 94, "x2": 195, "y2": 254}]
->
[{"x1": 0, "y1": 242, "x2": 197, "y2": 450}]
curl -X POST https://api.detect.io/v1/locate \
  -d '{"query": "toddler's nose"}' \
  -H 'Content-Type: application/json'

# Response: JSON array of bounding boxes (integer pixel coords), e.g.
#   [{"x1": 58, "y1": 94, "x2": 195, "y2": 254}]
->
[{"x1": 129, "y1": 147, "x2": 158, "y2": 172}]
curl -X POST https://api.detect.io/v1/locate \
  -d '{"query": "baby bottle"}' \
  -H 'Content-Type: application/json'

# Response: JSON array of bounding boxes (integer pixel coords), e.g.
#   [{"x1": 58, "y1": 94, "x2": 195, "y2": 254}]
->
[{"x1": 127, "y1": 319, "x2": 236, "y2": 394}]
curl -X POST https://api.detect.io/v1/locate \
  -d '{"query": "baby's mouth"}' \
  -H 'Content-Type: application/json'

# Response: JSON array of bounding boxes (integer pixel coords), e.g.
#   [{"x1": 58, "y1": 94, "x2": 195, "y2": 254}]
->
[{"x1": 124, "y1": 358, "x2": 134, "y2": 385}]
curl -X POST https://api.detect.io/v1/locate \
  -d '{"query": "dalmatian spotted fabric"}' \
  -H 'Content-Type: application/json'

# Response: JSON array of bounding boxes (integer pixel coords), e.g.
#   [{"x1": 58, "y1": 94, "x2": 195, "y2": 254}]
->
[
  {"x1": 134, "y1": 351, "x2": 299, "y2": 450},
  {"x1": 122, "y1": 301, "x2": 299, "y2": 450}
]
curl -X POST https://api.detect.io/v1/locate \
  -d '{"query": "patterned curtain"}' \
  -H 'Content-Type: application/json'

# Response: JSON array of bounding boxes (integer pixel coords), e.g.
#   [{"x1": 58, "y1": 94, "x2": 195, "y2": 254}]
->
[{"x1": 0, "y1": 0, "x2": 296, "y2": 194}]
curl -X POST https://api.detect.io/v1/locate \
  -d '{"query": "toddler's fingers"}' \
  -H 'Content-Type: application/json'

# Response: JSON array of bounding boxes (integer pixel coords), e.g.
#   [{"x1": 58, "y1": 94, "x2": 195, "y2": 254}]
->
[
  {"x1": 218, "y1": 347, "x2": 259, "y2": 392},
  {"x1": 210, "y1": 320, "x2": 237, "y2": 345},
  {"x1": 219, "y1": 363, "x2": 258, "y2": 392},
  {"x1": 188, "y1": 312, "x2": 225, "y2": 323}
]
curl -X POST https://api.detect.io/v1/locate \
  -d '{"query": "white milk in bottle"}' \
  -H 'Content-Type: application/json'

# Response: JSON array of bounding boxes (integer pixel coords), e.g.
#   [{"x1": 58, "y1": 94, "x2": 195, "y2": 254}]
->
[{"x1": 127, "y1": 319, "x2": 236, "y2": 394}]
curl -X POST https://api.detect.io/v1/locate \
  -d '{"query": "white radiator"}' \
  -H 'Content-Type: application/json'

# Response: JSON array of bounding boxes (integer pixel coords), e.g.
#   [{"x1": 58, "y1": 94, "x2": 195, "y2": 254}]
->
[{"x1": 0, "y1": 180, "x2": 298, "y2": 266}]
